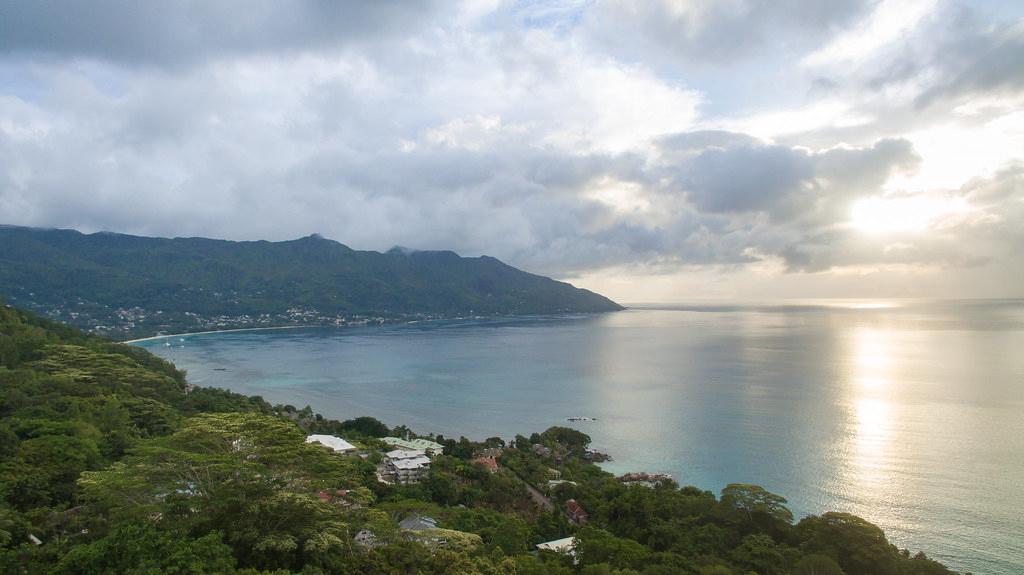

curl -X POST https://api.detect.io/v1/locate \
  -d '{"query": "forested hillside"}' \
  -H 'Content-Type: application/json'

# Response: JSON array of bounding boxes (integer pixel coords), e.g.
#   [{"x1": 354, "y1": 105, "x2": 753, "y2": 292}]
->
[
  {"x1": 0, "y1": 302, "x2": 958, "y2": 574},
  {"x1": 0, "y1": 225, "x2": 622, "y2": 338}
]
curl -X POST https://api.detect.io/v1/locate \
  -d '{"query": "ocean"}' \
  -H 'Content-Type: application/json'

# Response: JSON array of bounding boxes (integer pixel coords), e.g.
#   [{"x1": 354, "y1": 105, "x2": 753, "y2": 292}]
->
[{"x1": 136, "y1": 299, "x2": 1024, "y2": 574}]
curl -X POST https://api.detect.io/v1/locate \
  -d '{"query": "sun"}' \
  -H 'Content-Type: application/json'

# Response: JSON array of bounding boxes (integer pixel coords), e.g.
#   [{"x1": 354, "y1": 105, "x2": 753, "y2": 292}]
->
[{"x1": 850, "y1": 195, "x2": 967, "y2": 235}]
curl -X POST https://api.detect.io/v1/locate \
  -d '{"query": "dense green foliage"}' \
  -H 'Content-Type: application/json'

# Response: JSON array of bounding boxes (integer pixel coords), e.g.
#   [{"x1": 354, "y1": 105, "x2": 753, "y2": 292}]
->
[
  {"x1": 0, "y1": 303, "x2": 961, "y2": 574},
  {"x1": 0, "y1": 226, "x2": 622, "y2": 338}
]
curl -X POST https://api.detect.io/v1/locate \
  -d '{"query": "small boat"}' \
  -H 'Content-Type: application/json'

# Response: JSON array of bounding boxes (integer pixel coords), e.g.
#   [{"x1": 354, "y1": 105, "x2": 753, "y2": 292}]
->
[{"x1": 567, "y1": 416, "x2": 598, "y2": 422}]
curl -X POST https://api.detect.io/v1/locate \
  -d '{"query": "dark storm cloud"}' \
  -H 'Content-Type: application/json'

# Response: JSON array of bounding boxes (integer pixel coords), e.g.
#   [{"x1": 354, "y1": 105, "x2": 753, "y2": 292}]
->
[{"x1": 0, "y1": 1, "x2": 441, "y2": 66}]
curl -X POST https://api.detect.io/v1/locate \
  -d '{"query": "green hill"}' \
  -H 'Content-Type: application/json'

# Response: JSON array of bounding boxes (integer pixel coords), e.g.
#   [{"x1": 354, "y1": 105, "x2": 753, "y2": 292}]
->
[{"x1": 0, "y1": 225, "x2": 622, "y2": 338}]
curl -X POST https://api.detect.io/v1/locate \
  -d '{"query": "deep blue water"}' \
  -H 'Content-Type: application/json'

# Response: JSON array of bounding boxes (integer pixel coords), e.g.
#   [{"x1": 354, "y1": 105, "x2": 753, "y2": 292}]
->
[{"x1": 137, "y1": 300, "x2": 1024, "y2": 574}]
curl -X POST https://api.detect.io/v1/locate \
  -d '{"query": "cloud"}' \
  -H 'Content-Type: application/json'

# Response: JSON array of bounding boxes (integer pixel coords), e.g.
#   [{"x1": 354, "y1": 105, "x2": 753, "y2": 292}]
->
[
  {"x1": 779, "y1": 164, "x2": 1024, "y2": 272},
  {"x1": 801, "y1": 0, "x2": 938, "y2": 68},
  {"x1": 0, "y1": 1, "x2": 444, "y2": 67},
  {"x1": 657, "y1": 132, "x2": 919, "y2": 221},
  {"x1": 0, "y1": 0, "x2": 1022, "y2": 299},
  {"x1": 912, "y1": 9, "x2": 1024, "y2": 108},
  {"x1": 582, "y1": 0, "x2": 870, "y2": 67}
]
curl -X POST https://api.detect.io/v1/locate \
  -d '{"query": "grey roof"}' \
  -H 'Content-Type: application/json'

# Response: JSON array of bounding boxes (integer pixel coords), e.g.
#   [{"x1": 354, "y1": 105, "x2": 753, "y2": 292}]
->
[{"x1": 399, "y1": 515, "x2": 438, "y2": 531}]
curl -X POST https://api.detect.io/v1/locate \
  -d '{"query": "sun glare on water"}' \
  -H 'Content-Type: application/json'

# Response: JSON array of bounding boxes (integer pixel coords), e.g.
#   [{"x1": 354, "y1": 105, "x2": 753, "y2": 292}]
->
[{"x1": 850, "y1": 195, "x2": 967, "y2": 234}]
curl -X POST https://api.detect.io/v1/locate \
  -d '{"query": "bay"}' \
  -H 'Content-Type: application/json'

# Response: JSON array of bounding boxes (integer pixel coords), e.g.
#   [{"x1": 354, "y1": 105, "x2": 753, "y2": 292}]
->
[{"x1": 137, "y1": 299, "x2": 1024, "y2": 574}]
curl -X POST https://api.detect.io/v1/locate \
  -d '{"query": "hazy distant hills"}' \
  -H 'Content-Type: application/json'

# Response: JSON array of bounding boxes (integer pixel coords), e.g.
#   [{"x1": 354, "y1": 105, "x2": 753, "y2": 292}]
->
[{"x1": 0, "y1": 225, "x2": 621, "y2": 337}]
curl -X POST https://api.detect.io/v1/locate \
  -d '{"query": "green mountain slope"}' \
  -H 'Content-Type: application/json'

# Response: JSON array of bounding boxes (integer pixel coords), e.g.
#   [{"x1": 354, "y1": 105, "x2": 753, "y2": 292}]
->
[{"x1": 0, "y1": 225, "x2": 622, "y2": 337}]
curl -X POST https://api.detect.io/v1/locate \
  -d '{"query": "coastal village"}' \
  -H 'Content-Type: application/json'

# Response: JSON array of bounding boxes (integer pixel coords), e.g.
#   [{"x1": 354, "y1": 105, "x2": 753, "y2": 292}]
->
[
  {"x1": 3, "y1": 291, "x2": 452, "y2": 341},
  {"x1": 302, "y1": 425, "x2": 665, "y2": 560}
]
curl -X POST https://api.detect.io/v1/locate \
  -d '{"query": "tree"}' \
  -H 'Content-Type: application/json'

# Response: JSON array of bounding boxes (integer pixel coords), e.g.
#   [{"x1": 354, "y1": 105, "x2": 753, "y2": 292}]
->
[
  {"x1": 575, "y1": 526, "x2": 651, "y2": 570},
  {"x1": 720, "y1": 484, "x2": 794, "y2": 524},
  {"x1": 793, "y1": 553, "x2": 845, "y2": 575},
  {"x1": 731, "y1": 533, "x2": 787, "y2": 575},
  {"x1": 541, "y1": 427, "x2": 591, "y2": 452},
  {"x1": 53, "y1": 523, "x2": 237, "y2": 575},
  {"x1": 797, "y1": 513, "x2": 898, "y2": 575},
  {"x1": 77, "y1": 413, "x2": 365, "y2": 571},
  {"x1": 339, "y1": 416, "x2": 390, "y2": 437},
  {"x1": 484, "y1": 437, "x2": 506, "y2": 448}
]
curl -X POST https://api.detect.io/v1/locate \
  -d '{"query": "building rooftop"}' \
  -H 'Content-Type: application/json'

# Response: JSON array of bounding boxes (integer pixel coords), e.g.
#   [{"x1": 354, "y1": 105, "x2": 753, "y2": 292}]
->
[
  {"x1": 391, "y1": 455, "x2": 431, "y2": 470},
  {"x1": 472, "y1": 455, "x2": 498, "y2": 472},
  {"x1": 386, "y1": 449, "x2": 427, "y2": 460},
  {"x1": 399, "y1": 515, "x2": 438, "y2": 531},
  {"x1": 566, "y1": 499, "x2": 588, "y2": 524},
  {"x1": 536, "y1": 536, "x2": 577, "y2": 553},
  {"x1": 305, "y1": 434, "x2": 356, "y2": 453},
  {"x1": 383, "y1": 437, "x2": 444, "y2": 452}
]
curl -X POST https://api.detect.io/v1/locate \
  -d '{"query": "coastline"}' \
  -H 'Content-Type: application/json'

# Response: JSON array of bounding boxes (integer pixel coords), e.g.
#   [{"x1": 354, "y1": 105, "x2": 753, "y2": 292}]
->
[
  {"x1": 122, "y1": 324, "x2": 315, "y2": 345},
  {"x1": 121, "y1": 311, "x2": 621, "y2": 345}
]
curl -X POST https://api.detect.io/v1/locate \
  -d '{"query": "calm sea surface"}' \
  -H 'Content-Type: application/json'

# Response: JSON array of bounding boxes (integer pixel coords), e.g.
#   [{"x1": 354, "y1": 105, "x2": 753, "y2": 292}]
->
[{"x1": 137, "y1": 300, "x2": 1024, "y2": 574}]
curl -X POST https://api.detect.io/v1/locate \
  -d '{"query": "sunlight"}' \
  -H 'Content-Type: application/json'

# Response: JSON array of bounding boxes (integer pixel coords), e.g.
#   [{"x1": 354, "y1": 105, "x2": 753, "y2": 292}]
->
[
  {"x1": 839, "y1": 328, "x2": 898, "y2": 502},
  {"x1": 854, "y1": 398, "x2": 891, "y2": 449},
  {"x1": 852, "y1": 327, "x2": 893, "y2": 386},
  {"x1": 850, "y1": 195, "x2": 967, "y2": 235}
]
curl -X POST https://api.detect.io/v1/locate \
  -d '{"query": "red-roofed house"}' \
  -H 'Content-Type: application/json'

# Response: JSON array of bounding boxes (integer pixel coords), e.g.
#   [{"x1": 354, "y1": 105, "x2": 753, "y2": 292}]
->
[
  {"x1": 565, "y1": 499, "x2": 588, "y2": 525},
  {"x1": 472, "y1": 455, "x2": 498, "y2": 473}
]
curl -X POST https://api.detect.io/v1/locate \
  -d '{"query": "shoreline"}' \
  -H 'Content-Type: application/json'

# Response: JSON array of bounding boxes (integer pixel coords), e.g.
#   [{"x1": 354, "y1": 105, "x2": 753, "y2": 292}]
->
[
  {"x1": 121, "y1": 311, "x2": 619, "y2": 345},
  {"x1": 122, "y1": 324, "x2": 315, "y2": 344}
]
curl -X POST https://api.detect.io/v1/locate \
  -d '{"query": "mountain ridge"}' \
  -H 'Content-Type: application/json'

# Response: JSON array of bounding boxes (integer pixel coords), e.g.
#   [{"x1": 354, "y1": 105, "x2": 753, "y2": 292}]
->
[{"x1": 0, "y1": 225, "x2": 622, "y2": 338}]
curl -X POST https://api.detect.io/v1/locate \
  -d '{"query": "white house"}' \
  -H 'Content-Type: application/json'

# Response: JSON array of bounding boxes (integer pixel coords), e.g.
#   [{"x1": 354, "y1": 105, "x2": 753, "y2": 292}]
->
[
  {"x1": 384, "y1": 449, "x2": 431, "y2": 484},
  {"x1": 306, "y1": 434, "x2": 357, "y2": 453},
  {"x1": 536, "y1": 536, "x2": 578, "y2": 563},
  {"x1": 383, "y1": 437, "x2": 444, "y2": 454}
]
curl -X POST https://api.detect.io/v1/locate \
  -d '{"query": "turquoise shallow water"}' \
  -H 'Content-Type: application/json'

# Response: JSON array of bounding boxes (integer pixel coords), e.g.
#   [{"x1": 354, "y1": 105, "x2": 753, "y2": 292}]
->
[{"x1": 137, "y1": 300, "x2": 1024, "y2": 574}]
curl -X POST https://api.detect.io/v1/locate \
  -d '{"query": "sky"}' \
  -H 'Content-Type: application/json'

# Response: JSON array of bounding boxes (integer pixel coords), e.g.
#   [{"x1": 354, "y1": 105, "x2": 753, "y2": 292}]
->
[{"x1": 1, "y1": 1, "x2": 1022, "y2": 302}]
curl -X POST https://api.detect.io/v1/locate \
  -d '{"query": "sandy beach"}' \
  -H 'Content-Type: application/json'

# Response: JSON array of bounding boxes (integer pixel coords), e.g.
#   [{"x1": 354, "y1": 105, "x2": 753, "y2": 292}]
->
[{"x1": 122, "y1": 324, "x2": 313, "y2": 344}]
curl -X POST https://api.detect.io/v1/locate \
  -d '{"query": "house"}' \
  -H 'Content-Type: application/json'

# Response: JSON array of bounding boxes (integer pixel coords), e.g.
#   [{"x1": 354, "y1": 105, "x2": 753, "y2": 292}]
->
[
  {"x1": 305, "y1": 434, "x2": 357, "y2": 453},
  {"x1": 547, "y1": 479, "x2": 577, "y2": 490},
  {"x1": 383, "y1": 436, "x2": 444, "y2": 454},
  {"x1": 471, "y1": 455, "x2": 498, "y2": 473},
  {"x1": 565, "y1": 499, "x2": 588, "y2": 525},
  {"x1": 536, "y1": 536, "x2": 578, "y2": 564},
  {"x1": 536, "y1": 536, "x2": 576, "y2": 553},
  {"x1": 383, "y1": 449, "x2": 431, "y2": 484},
  {"x1": 531, "y1": 443, "x2": 552, "y2": 458},
  {"x1": 617, "y1": 472, "x2": 672, "y2": 488},
  {"x1": 399, "y1": 515, "x2": 438, "y2": 531},
  {"x1": 403, "y1": 525, "x2": 483, "y2": 551},
  {"x1": 316, "y1": 489, "x2": 359, "y2": 508},
  {"x1": 354, "y1": 529, "x2": 380, "y2": 550}
]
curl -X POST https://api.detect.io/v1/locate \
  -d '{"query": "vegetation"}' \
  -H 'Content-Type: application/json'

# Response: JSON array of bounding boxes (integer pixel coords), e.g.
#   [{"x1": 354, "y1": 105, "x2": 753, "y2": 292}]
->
[
  {"x1": 0, "y1": 302, "x2": 961, "y2": 574},
  {"x1": 0, "y1": 225, "x2": 622, "y2": 339}
]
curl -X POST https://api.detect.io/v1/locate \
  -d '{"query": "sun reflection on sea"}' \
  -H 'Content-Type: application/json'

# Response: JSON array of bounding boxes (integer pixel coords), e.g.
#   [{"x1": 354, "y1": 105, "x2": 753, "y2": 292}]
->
[
  {"x1": 833, "y1": 326, "x2": 903, "y2": 525},
  {"x1": 852, "y1": 398, "x2": 891, "y2": 475},
  {"x1": 853, "y1": 327, "x2": 893, "y2": 386}
]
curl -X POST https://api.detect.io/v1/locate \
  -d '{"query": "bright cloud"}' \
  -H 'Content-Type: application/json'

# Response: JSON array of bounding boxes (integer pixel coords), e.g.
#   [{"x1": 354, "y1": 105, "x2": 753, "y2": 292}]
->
[{"x1": 0, "y1": 0, "x2": 1022, "y2": 300}]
